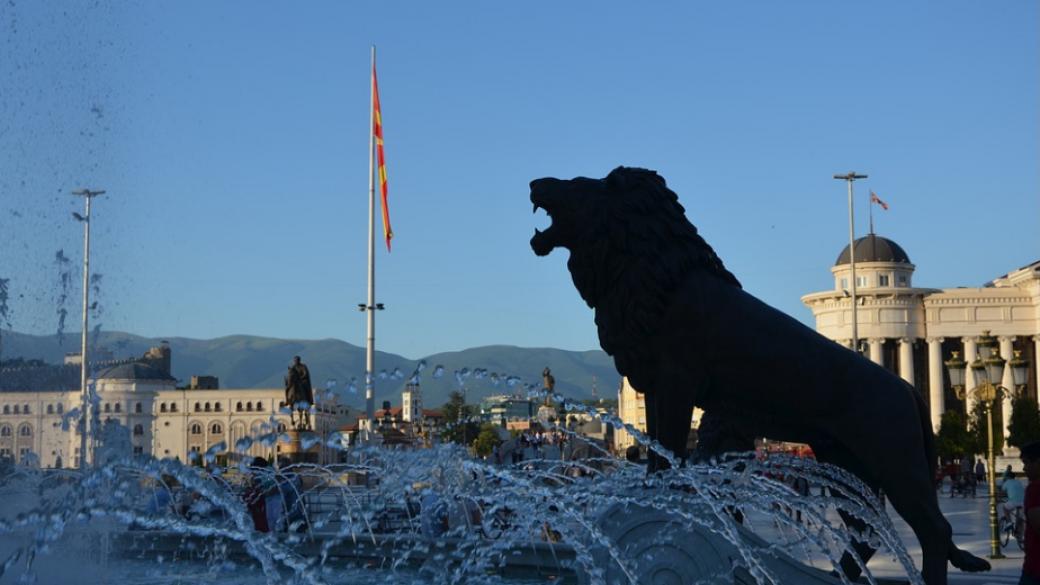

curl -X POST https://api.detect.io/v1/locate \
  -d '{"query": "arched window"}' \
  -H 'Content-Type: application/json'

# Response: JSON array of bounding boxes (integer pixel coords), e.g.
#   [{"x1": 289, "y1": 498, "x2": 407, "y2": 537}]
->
[
  {"x1": 12, "y1": 405, "x2": 19, "y2": 414},
  {"x1": 113, "y1": 403, "x2": 121, "y2": 413},
  {"x1": 170, "y1": 403, "x2": 178, "y2": 413},
  {"x1": 2, "y1": 405, "x2": 8, "y2": 415},
  {"x1": 256, "y1": 402, "x2": 263, "y2": 412},
  {"x1": 210, "y1": 422, "x2": 223, "y2": 435},
  {"x1": 236, "y1": 401, "x2": 243, "y2": 412},
  {"x1": 133, "y1": 424, "x2": 144, "y2": 436},
  {"x1": 214, "y1": 403, "x2": 222, "y2": 412},
  {"x1": 246, "y1": 402, "x2": 253, "y2": 412},
  {"x1": 0, "y1": 425, "x2": 10, "y2": 437},
  {"x1": 190, "y1": 423, "x2": 203, "y2": 435},
  {"x1": 22, "y1": 404, "x2": 29, "y2": 414},
  {"x1": 135, "y1": 403, "x2": 142, "y2": 413},
  {"x1": 18, "y1": 424, "x2": 32, "y2": 437},
  {"x1": 194, "y1": 402, "x2": 201, "y2": 412},
  {"x1": 276, "y1": 422, "x2": 286, "y2": 433},
  {"x1": 56, "y1": 404, "x2": 63, "y2": 414},
  {"x1": 160, "y1": 403, "x2": 168, "y2": 413},
  {"x1": 103, "y1": 403, "x2": 111, "y2": 413},
  {"x1": 204, "y1": 402, "x2": 211, "y2": 412},
  {"x1": 46, "y1": 405, "x2": 54, "y2": 415}
]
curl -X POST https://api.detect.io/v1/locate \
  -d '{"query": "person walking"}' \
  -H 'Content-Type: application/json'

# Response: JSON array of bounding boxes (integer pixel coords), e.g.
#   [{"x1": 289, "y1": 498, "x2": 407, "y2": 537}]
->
[
  {"x1": 1018, "y1": 441, "x2": 1040, "y2": 584},
  {"x1": 976, "y1": 458, "x2": 986, "y2": 485}
]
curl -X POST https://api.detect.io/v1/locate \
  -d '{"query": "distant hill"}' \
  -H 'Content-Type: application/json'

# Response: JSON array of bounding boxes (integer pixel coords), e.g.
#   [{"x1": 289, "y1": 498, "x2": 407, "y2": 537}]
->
[{"x1": 0, "y1": 330, "x2": 621, "y2": 408}]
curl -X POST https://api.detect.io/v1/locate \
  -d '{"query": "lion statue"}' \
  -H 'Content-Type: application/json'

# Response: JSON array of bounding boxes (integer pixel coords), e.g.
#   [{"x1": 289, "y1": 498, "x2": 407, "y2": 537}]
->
[{"x1": 529, "y1": 166, "x2": 988, "y2": 585}]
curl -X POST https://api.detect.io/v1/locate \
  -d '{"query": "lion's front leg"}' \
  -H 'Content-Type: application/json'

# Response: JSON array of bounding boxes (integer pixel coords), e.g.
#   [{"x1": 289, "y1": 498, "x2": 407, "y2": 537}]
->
[{"x1": 643, "y1": 388, "x2": 695, "y2": 472}]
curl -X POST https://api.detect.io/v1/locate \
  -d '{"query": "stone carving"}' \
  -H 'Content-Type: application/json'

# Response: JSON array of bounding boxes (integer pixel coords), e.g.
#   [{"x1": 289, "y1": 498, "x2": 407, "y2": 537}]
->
[
  {"x1": 283, "y1": 355, "x2": 313, "y2": 430},
  {"x1": 529, "y1": 166, "x2": 988, "y2": 584}
]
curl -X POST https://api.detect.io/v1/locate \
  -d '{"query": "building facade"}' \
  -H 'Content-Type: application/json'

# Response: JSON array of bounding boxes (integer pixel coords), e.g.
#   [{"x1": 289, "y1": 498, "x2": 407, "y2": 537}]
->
[
  {"x1": 802, "y1": 234, "x2": 1039, "y2": 435},
  {"x1": 0, "y1": 344, "x2": 350, "y2": 467}
]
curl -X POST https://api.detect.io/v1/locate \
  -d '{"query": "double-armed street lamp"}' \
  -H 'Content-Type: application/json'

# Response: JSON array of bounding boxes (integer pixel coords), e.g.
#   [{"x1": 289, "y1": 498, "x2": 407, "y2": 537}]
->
[{"x1": 944, "y1": 330, "x2": 1029, "y2": 559}]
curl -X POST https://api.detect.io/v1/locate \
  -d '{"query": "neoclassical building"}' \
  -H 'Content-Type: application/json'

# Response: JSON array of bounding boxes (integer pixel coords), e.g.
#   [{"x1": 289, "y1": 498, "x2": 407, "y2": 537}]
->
[
  {"x1": 802, "y1": 234, "x2": 1039, "y2": 435},
  {"x1": 0, "y1": 343, "x2": 351, "y2": 467}
]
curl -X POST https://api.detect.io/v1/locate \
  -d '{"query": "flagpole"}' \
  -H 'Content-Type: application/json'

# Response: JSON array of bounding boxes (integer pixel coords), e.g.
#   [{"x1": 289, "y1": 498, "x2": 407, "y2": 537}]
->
[
  {"x1": 365, "y1": 45, "x2": 376, "y2": 424},
  {"x1": 868, "y1": 193, "x2": 875, "y2": 235}
]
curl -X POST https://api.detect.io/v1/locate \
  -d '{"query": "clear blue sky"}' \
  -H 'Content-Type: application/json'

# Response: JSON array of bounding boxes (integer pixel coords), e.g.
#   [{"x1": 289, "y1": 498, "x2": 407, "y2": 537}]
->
[{"x1": 1, "y1": 1, "x2": 1037, "y2": 360}]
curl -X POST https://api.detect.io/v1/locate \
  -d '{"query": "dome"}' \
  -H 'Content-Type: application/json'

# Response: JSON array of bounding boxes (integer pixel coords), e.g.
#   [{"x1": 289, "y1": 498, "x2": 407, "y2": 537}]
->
[
  {"x1": 834, "y1": 234, "x2": 910, "y2": 266},
  {"x1": 96, "y1": 362, "x2": 174, "y2": 381}
]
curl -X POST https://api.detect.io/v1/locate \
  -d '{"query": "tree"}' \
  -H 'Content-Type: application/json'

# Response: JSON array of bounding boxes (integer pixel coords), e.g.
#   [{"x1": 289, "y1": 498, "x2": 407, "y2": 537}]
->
[
  {"x1": 935, "y1": 409, "x2": 973, "y2": 462},
  {"x1": 1008, "y1": 395, "x2": 1040, "y2": 449},
  {"x1": 472, "y1": 423, "x2": 502, "y2": 458},
  {"x1": 440, "y1": 391, "x2": 480, "y2": 446}
]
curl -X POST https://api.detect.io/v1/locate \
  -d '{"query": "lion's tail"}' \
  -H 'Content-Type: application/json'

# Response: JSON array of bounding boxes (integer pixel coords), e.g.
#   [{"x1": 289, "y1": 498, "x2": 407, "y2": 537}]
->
[{"x1": 913, "y1": 386, "x2": 938, "y2": 478}]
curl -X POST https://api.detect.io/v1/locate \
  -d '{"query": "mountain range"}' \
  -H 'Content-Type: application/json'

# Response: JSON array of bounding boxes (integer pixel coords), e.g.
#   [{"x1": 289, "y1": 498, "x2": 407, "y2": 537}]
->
[{"x1": 0, "y1": 330, "x2": 621, "y2": 409}]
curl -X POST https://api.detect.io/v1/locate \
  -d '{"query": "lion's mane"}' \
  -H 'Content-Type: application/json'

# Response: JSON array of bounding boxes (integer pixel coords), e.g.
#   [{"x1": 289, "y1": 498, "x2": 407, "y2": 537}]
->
[{"x1": 567, "y1": 167, "x2": 741, "y2": 384}]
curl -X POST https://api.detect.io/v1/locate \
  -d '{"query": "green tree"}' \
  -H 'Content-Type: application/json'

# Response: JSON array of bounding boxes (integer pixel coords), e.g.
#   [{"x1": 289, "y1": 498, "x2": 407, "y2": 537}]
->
[
  {"x1": 935, "y1": 409, "x2": 973, "y2": 461},
  {"x1": 1008, "y1": 395, "x2": 1040, "y2": 449},
  {"x1": 472, "y1": 423, "x2": 502, "y2": 458},
  {"x1": 440, "y1": 391, "x2": 480, "y2": 446},
  {"x1": 968, "y1": 400, "x2": 1003, "y2": 457}
]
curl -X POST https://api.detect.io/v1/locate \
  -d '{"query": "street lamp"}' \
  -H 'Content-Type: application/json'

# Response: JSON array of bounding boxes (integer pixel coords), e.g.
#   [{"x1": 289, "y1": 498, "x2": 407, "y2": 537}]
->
[
  {"x1": 833, "y1": 172, "x2": 867, "y2": 354},
  {"x1": 944, "y1": 331, "x2": 1029, "y2": 559}
]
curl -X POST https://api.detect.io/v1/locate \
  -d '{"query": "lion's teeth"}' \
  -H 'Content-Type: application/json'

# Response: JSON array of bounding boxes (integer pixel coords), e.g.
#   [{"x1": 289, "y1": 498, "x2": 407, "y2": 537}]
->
[{"x1": 533, "y1": 203, "x2": 537, "y2": 213}]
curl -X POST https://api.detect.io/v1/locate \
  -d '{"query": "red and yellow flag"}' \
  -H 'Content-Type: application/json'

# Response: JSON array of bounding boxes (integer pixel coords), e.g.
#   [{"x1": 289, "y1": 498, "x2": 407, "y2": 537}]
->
[{"x1": 373, "y1": 62, "x2": 393, "y2": 251}]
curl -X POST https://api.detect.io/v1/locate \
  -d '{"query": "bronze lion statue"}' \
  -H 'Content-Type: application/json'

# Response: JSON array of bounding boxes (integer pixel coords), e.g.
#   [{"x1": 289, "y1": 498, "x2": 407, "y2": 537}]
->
[{"x1": 529, "y1": 166, "x2": 988, "y2": 585}]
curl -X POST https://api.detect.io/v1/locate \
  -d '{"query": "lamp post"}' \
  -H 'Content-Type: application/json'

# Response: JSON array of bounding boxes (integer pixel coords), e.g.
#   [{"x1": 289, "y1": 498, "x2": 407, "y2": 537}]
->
[
  {"x1": 944, "y1": 330, "x2": 1029, "y2": 559},
  {"x1": 833, "y1": 172, "x2": 867, "y2": 354},
  {"x1": 72, "y1": 188, "x2": 105, "y2": 470}
]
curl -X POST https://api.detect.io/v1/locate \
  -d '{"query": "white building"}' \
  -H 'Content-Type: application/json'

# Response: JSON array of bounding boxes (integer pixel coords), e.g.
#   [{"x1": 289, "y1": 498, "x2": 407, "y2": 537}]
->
[
  {"x1": 401, "y1": 382, "x2": 422, "y2": 423},
  {"x1": 0, "y1": 344, "x2": 350, "y2": 467},
  {"x1": 802, "y1": 234, "x2": 1039, "y2": 434}
]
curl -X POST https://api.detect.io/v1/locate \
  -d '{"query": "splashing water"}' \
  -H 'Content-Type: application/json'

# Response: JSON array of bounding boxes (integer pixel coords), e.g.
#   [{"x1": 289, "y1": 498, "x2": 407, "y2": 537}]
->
[
  {"x1": 432, "y1": 365, "x2": 445, "y2": 379},
  {"x1": 0, "y1": 393, "x2": 924, "y2": 585}
]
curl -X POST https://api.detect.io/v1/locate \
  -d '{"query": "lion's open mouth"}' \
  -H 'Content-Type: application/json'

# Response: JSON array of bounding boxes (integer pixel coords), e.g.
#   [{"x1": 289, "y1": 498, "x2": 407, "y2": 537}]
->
[{"x1": 530, "y1": 181, "x2": 558, "y2": 256}]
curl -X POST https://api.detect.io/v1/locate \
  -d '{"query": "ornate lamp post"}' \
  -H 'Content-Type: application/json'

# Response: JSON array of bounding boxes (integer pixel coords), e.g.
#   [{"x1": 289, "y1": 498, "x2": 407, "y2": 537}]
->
[{"x1": 944, "y1": 331, "x2": 1029, "y2": 559}]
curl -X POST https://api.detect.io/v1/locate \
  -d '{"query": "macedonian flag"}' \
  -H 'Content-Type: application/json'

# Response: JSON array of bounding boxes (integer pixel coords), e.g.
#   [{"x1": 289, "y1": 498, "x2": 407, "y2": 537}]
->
[{"x1": 373, "y1": 61, "x2": 393, "y2": 251}]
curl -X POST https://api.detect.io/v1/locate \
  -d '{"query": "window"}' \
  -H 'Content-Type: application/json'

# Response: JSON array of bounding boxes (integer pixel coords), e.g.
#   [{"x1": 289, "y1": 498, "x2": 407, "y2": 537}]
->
[
  {"x1": 856, "y1": 276, "x2": 867, "y2": 287},
  {"x1": 18, "y1": 424, "x2": 32, "y2": 437},
  {"x1": 276, "y1": 422, "x2": 286, "y2": 433},
  {"x1": 46, "y1": 405, "x2": 54, "y2": 415},
  {"x1": 133, "y1": 424, "x2": 144, "y2": 436},
  {"x1": 113, "y1": 403, "x2": 121, "y2": 413},
  {"x1": 170, "y1": 403, "x2": 178, "y2": 413},
  {"x1": 135, "y1": 403, "x2": 142, "y2": 413},
  {"x1": 56, "y1": 404, "x2": 63, "y2": 414},
  {"x1": 256, "y1": 402, "x2": 263, "y2": 412},
  {"x1": 214, "y1": 403, "x2": 222, "y2": 412},
  {"x1": 22, "y1": 404, "x2": 29, "y2": 414},
  {"x1": 133, "y1": 446, "x2": 143, "y2": 456},
  {"x1": 236, "y1": 402, "x2": 243, "y2": 412},
  {"x1": 246, "y1": 402, "x2": 253, "y2": 412},
  {"x1": 878, "y1": 274, "x2": 889, "y2": 287},
  {"x1": 194, "y1": 402, "x2": 201, "y2": 412},
  {"x1": 160, "y1": 403, "x2": 168, "y2": 413},
  {"x1": 0, "y1": 448, "x2": 10, "y2": 458},
  {"x1": 897, "y1": 274, "x2": 908, "y2": 286},
  {"x1": 103, "y1": 403, "x2": 111, "y2": 413},
  {"x1": 204, "y1": 402, "x2": 211, "y2": 412},
  {"x1": 840, "y1": 278, "x2": 848, "y2": 290},
  {"x1": 12, "y1": 405, "x2": 19, "y2": 414},
  {"x1": 190, "y1": 423, "x2": 203, "y2": 435},
  {"x1": 0, "y1": 425, "x2": 10, "y2": 437},
  {"x1": 210, "y1": 423, "x2": 223, "y2": 435}
]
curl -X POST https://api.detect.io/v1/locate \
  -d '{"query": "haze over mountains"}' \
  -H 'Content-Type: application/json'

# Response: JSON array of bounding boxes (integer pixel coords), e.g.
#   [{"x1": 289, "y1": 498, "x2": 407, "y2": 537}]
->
[{"x1": 0, "y1": 330, "x2": 621, "y2": 408}]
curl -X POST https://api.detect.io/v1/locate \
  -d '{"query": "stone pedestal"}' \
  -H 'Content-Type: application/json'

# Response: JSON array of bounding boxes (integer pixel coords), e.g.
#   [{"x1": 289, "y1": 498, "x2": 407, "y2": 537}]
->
[{"x1": 278, "y1": 429, "x2": 319, "y2": 464}]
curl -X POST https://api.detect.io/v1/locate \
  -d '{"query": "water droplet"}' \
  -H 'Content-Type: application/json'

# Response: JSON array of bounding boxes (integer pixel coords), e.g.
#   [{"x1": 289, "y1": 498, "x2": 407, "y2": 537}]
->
[{"x1": 432, "y1": 365, "x2": 445, "y2": 379}]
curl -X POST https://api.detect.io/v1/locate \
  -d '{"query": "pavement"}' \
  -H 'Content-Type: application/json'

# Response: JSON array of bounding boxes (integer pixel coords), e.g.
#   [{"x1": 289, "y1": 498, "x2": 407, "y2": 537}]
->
[{"x1": 762, "y1": 481, "x2": 1025, "y2": 584}]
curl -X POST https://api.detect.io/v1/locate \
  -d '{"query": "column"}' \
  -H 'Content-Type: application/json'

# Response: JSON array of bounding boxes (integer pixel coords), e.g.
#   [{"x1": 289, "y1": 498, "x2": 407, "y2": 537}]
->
[
  {"x1": 927, "y1": 337, "x2": 945, "y2": 432},
  {"x1": 1000, "y1": 336, "x2": 1016, "y2": 438},
  {"x1": 899, "y1": 338, "x2": 915, "y2": 386},
  {"x1": 963, "y1": 337, "x2": 978, "y2": 415},
  {"x1": 868, "y1": 338, "x2": 884, "y2": 367}
]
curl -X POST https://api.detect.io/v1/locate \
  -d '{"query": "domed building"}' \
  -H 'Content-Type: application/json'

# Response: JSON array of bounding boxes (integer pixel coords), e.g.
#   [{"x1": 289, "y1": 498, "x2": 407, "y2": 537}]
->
[{"x1": 802, "y1": 234, "x2": 1040, "y2": 437}]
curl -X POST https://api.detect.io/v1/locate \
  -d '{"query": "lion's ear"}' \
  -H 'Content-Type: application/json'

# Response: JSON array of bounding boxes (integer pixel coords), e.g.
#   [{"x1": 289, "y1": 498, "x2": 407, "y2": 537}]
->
[{"x1": 606, "y1": 166, "x2": 665, "y2": 193}]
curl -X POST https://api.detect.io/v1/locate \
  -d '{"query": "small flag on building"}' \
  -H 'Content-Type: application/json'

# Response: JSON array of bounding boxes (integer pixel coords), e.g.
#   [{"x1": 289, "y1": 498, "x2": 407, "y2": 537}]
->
[
  {"x1": 870, "y1": 191, "x2": 889, "y2": 211},
  {"x1": 373, "y1": 60, "x2": 393, "y2": 251}
]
